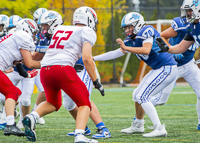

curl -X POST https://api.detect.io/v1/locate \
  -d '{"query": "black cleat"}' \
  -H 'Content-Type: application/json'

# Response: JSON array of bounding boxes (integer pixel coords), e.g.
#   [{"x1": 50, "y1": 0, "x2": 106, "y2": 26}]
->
[{"x1": 3, "y1": 122, "x2": 25, "y2": 136}]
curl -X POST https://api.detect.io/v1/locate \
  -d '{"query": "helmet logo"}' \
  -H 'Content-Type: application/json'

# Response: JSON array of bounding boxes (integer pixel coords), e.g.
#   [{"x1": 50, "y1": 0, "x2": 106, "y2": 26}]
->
[
  {"x1": 130, "y1": 14, "x2": 140, "y2": 20},
  {"x1": 45, "y1": 12, "x2": 57, "y2": 19},
  {"x1": 1, "y1": 16, "x2": 8, "y2": 22},
  {"x1": 192, "y1": 0, "x2": 200, "y2": 7}
]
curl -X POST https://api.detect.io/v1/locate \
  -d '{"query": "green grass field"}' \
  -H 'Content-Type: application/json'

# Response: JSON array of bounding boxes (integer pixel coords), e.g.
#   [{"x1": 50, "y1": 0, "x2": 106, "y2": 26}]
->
[{"x1": 0, "y1": 85, "x2": 200, "y2": 143}]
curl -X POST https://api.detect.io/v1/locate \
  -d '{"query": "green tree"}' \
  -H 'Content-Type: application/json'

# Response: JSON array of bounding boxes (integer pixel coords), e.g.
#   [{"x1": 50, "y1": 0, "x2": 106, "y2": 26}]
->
[
  {"x1": 0, "y1": 0, "x2": 48, "y2": 18},
  {"x1": 165, "y1": 12, "x2": 178, "y2": 19}
]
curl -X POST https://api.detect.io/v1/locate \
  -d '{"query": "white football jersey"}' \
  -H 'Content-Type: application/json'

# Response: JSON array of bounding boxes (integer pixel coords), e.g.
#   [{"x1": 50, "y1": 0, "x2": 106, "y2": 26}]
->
[
  {"x1": 41, "y1": 25, "x2": 97, "y2": 67},
  {"x1": 0, "y1": 30, "x2": 35, "y2": 71}
]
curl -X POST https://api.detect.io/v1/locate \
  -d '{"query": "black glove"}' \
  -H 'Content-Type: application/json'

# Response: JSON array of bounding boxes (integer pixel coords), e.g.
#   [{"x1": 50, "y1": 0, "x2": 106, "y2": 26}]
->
[
  {"x1": 93, "y1": 79, "x2": 105, "y2": 96},
  {"x1": 156, "y1": 37, "x2": 169, "y2": 53}
]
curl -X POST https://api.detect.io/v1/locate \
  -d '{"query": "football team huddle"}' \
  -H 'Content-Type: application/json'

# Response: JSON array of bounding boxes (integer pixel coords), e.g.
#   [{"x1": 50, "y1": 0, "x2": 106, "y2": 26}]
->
[{"x1": 0, "y1": 0, "x2": 200, "y2": 142}]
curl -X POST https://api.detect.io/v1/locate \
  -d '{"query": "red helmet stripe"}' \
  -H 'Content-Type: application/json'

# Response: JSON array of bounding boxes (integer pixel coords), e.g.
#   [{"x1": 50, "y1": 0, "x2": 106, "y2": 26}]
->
[{"x1": 27, "y1": 20, "x2": 35, "y2": 29}]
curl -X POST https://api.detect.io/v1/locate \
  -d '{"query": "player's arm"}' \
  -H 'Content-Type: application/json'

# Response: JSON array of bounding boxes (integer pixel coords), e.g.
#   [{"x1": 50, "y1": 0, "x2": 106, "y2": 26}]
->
[
  {"x1": 82, "y1": 42, "x2": 97, "y2": 81},
  {"x1": 16, "y1": 63, "x2": 38, "y2": 78},
  {"x1": 20, "y1": 49, "x2": 41, "y2": 69},
  {"x1": 93, "y1": 48, "x2": 126, "y2": 61},
  {"x1": 156, "y1": 34, "x2": 195, "y2": 54},
  {"x1": 116, "y1": 38, "x2": 152, "y2": 55},
  {"x1": 33, "y1": 52, "x2": 45, "y2": 61},
  {"x1": 160, "y1": 27, "x2": 178, "y2": 46},
  {"x1": 82, "y1": 42, "x2": 105, "y2": 96}
]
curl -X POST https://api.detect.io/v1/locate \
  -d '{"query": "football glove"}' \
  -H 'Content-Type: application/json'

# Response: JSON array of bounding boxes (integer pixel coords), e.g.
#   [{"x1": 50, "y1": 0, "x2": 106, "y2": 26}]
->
[
  {"x1": 27, "y1": 69, "x2": 38, "y2": 78},
  {"x1": 174, "y1": 54, "x2": 184, "y2": 60},
  {"x1": 155, "y1": 37, "x2": 169, "y2": 53},
  {"x1": 93, "y1": 79, "x2": 105, "y2": 96}
]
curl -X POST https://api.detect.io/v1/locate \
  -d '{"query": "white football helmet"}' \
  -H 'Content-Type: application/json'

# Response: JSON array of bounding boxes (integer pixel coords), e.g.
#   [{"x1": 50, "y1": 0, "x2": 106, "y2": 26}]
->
[
  {"x1": 73, "y1": 6, "x2": 98, "y2": 32},
  {"x1": 33, "y1": 8, "x2": 48, "y2": 22},
  {"x1": 181, "y1": 0, "x2": 200, "y2": 23},
  {"x1": 8, "y1": 15, "x2": 22, "y2": 29},
  {"x1": 37, "y1": 10, "x2": 62, "y2": 36},
  {"x1": 16, "y1": 18, "x2": 38, "y2": 37},
  {"x1": 121, "y1": 12, "x2": 145, "y2": 38},
  {"x1": 0, "y1": 14, "x2": 9, "y2": 36}
]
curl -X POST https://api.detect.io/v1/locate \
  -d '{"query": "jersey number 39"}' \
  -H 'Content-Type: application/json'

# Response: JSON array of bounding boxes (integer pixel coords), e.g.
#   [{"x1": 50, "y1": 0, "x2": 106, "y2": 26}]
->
[{"x1": 49, "y1": 30, "x2": 73, "y2": 49}]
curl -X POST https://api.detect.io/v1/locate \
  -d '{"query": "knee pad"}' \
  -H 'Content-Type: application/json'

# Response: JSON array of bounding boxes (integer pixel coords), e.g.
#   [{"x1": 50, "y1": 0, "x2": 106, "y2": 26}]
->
[
  {"x1": 63, "y1": 99, "x2": 76, "y2": 111},
  {"x1": 132, "y1": 90, "x2": 137, "y2": 102},
  {"x1": 20, "y1": 99, "x2": 31, "y2": 106}
]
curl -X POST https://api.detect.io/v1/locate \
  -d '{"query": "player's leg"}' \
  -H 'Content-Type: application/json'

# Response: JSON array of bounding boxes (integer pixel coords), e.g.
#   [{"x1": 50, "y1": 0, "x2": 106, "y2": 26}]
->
[
  {"x1": 121, "y1": 76, "x2": 148, "y2": 134},
  {"x1": 17, "y1": 77, "x2": 35, "y2": 129},
  {"x1": 182, "y1": 60, "x2": 200, "y2": 130},
  {"x1": 0, "y1": 71, "x2": 24, "y2": 136},
  {"x1": 22, "y1": 66, "x2": 59, "y2": 142},
  {"x1": 60, "y1": 66, "x2": 98, "y2": 143},
  {"x1": 33, "y1": 70, "x2": 46, "y2": 125},
  {"x1": 64, "y1": 67, "x2": 110, "y2": 138},
  {"x1": 0, "y1": 71, "x2": 21, "y2": 130},
  {"x1": 134, "y1": 65, "x2": 177, "y2": 137}
]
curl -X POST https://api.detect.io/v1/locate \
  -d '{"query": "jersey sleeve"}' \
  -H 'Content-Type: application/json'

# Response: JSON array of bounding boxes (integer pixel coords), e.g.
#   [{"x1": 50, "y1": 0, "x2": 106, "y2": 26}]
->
[
  {"x1": 17, "y1": 33, "x2": 35, "y2": 51},
  {"x1": 171, "y1": 17, "x2": 186, "y2": 32},
  {"x1": 140, "y1": 26, "x2": 155, "y2": 40},
  {"x1": 81, "y1": 27, "x2": 97, "y2": 47},
  {"x1": 171, "y1": 18, "x2": 179, "y2": 32}
]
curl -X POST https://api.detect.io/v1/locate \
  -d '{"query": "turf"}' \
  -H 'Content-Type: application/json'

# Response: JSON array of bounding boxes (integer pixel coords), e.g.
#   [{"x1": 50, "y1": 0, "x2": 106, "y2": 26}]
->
[{"x1": 0, "y1": 85, "x2": 200, "y2": 143}]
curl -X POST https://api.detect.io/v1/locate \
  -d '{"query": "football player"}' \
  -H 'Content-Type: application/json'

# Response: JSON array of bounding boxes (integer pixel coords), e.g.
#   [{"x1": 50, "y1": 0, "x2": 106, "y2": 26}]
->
[
  {"x1": 36, "y1": 10, "x2": 111, "y2": 139},
  {"x1": 94, "y1": 12, "x2": 178, "y2": 137},
  {"x1": 156, "y1": 0, "x2": 200, "y2": 130},
  {"x1": 23, "y1": 6, "x2": 104, "y2": 143},
  {"x1": 31, "y1": 10, "x2": 63, "y2": 126},
  {"x1": 0, "y1": 18, "x2": 40, "y2": 136}
]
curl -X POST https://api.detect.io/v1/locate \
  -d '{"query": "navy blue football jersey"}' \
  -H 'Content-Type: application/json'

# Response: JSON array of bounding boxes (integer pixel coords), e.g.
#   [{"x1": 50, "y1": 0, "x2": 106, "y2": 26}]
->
[
  {"x1": 124, "y1": 25, "x2": 177, "y2": 69},
  {"x1": 169, "y1": 17, "x2": 197, "y2": 66}
]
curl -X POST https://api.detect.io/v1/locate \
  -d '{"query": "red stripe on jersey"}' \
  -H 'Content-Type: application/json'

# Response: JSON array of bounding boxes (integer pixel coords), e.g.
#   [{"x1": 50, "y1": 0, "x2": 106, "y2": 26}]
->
[{"x1": 0, "y1": 34, "x2": 13, "y2": 43}]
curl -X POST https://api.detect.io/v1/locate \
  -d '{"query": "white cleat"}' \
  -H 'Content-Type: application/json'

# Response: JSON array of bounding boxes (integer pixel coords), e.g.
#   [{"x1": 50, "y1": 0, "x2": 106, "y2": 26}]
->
[
  {"x1": 17, "y1": 120, "x2": 24, "y2": 129},
  {"x1": 75, "y1": 134, "x2": 98, "y2": 143},
  {"x1": 37, "y1": 117, "x2": 45, "y2": 125},
  {"x1": 121, "y1": 121, "x2": 145, "y2": 134},
  {"x1": 143, "y1": 124, "x2": 167, "y2": 138}
]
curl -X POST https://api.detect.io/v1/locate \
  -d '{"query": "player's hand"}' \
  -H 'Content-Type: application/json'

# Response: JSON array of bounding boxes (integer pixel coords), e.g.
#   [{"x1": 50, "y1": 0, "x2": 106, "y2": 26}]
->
[
  {"x1": 155, "y1": 37, "x2": 169, "y2": 53},
  {"x1": 174, "y1": 54, "x2": 184, "y2": 60},
  {"x1": 116, "y1": 38, "x2": 126, "y2": 50},
  {"x1": 27, "y1": 69, "x2": 38, "y2": 78},
  {"x1": 93, "y1": 79, "x2": 105, "y2": 96}
]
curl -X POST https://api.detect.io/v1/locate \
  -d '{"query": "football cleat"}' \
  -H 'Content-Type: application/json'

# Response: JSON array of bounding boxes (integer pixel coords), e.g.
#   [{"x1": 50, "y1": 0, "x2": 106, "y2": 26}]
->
[
  {"x1": 14, "y1": 110, "x2": 19, "y2": 119},
  {"x1": 143, "y1": 124, "x2": 167, "y2": 138},
  {"x1": 17, "y1": 120, "x2": 24, "y2": 129},
  {"x1": 68, "y1": 126, "x2": 91, "y2": 136},
  {"x1": 37, "y1": 117, "x2": 45, "y2": 125},
  {"x1": 22, "y1": 114, "x2": 37, "y2": 142},
  {"x1": 0, "y1": 123, "x2": 7, "y2": 130},
  {"x1": 197, "y1": 124, "x2": 200, "y2": 130},
  {"x1": 121, "y1": 121, "x2": 145, "y2": 134},
  {"x1": 75, "y1": 133, "x2": 98, "y2": 143},
  {"x1": 92, "y1": 126, "x2": 111, "y2": 139},
  {"x1": 3, "y1": 122, "x2": 25, "y2": 136}
]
